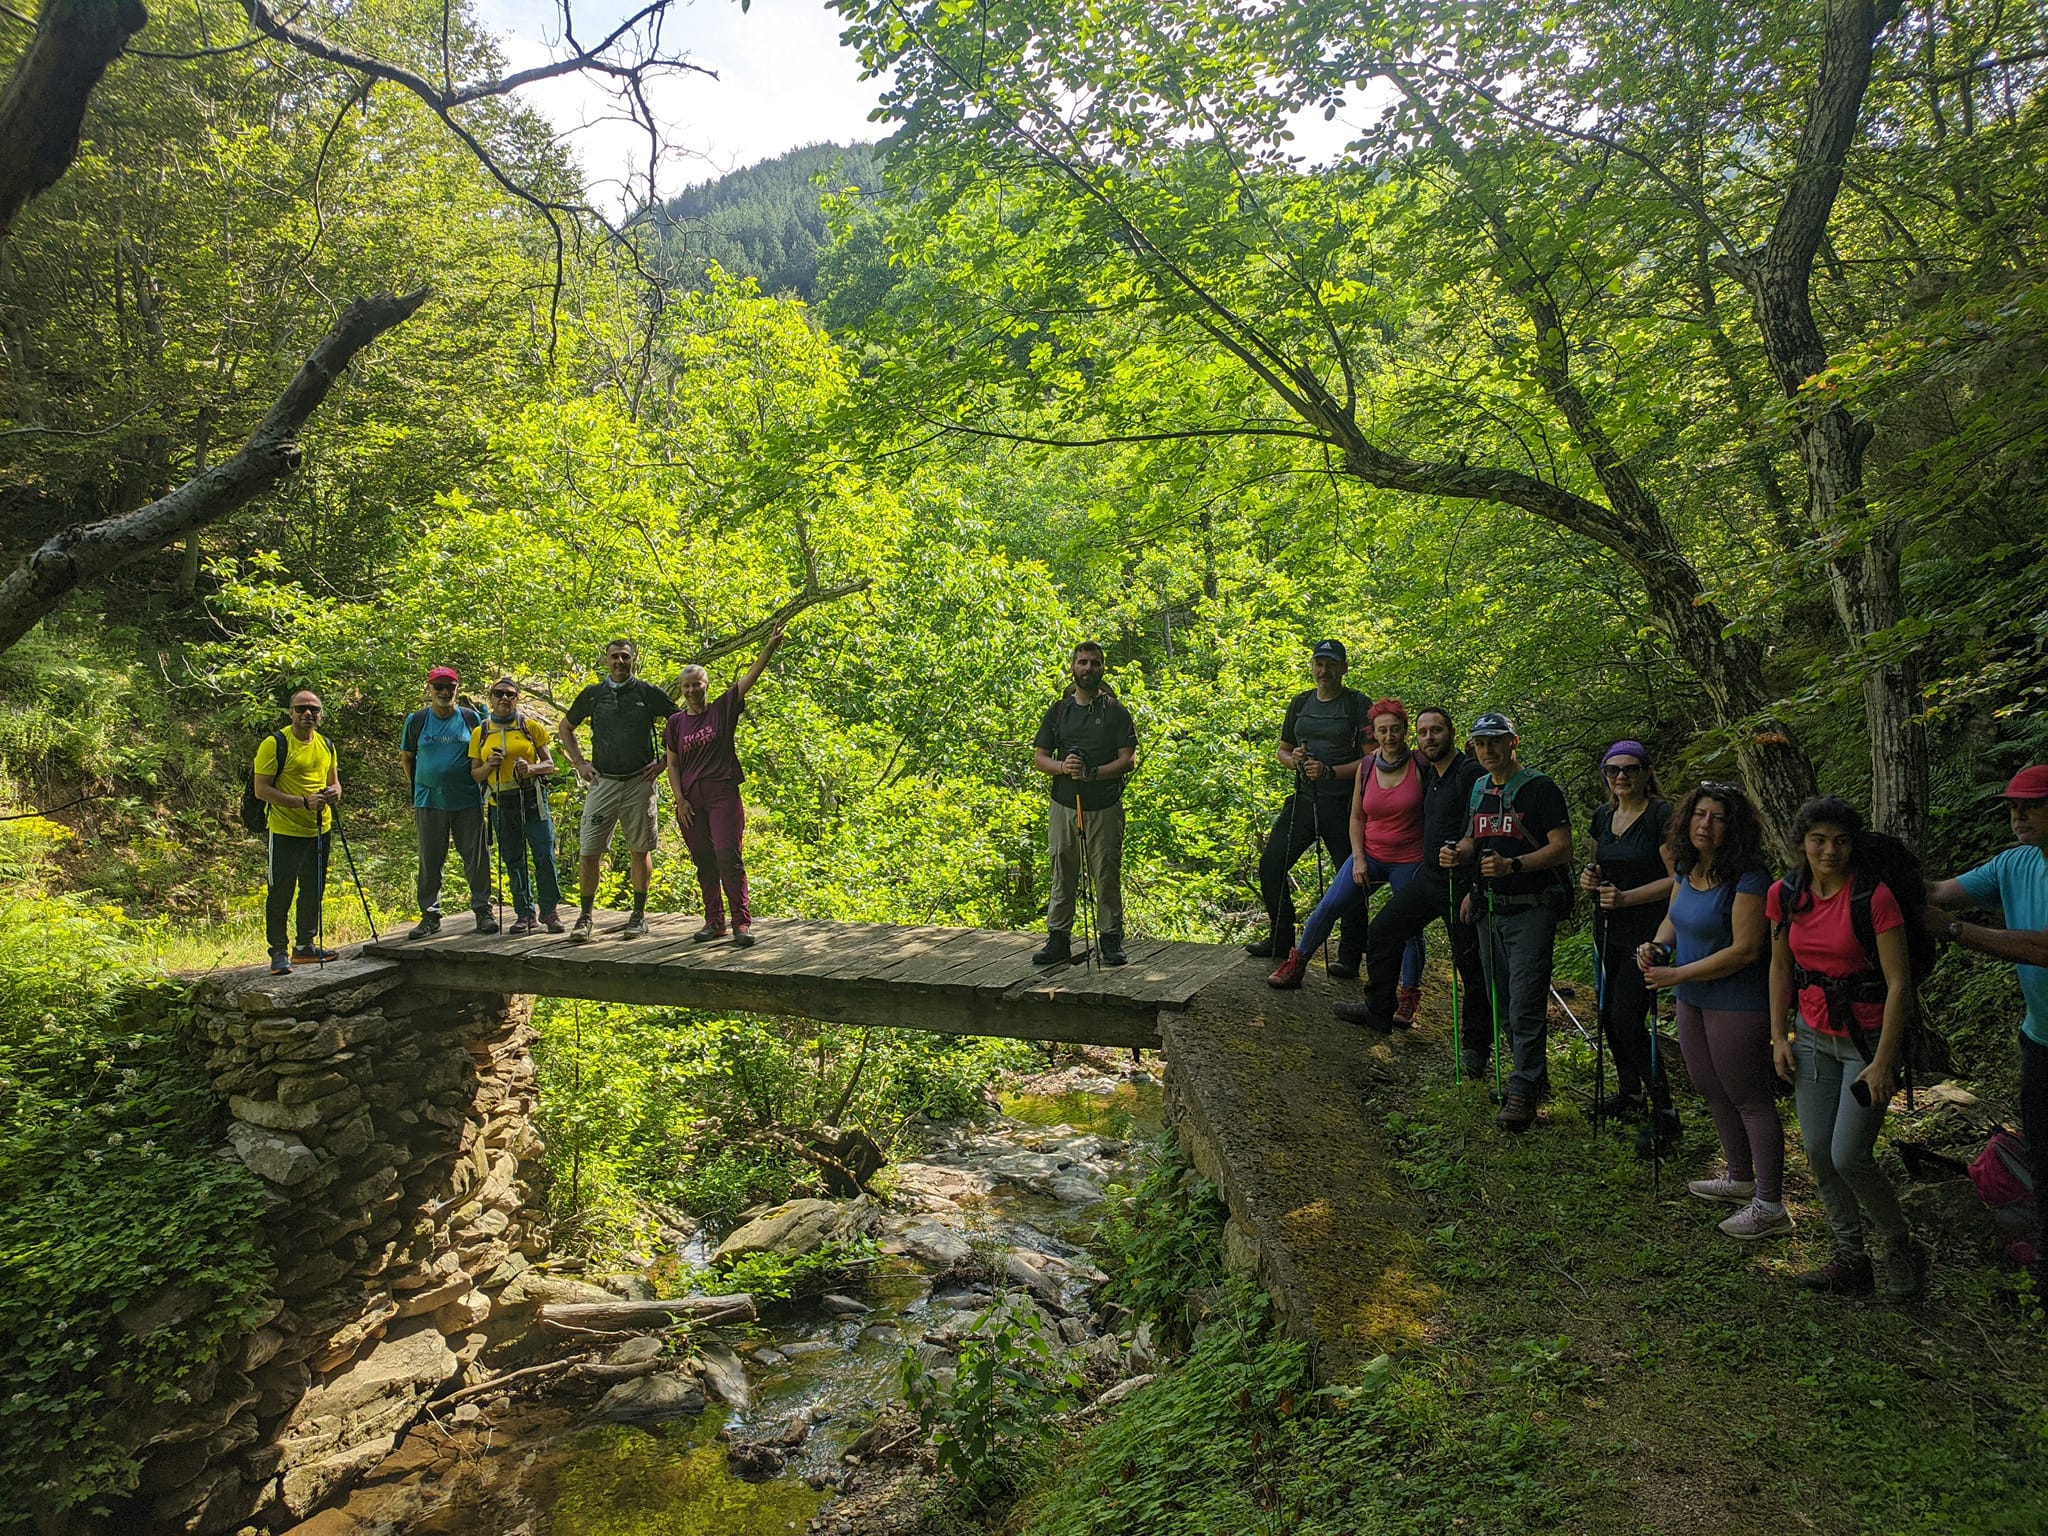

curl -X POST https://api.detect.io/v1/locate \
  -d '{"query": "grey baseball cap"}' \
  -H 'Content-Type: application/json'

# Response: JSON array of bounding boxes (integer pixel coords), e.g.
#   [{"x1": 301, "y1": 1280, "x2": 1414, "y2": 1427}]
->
[{"x1": 1470, "y1": 711, "x2": 1517, "y2": 738}]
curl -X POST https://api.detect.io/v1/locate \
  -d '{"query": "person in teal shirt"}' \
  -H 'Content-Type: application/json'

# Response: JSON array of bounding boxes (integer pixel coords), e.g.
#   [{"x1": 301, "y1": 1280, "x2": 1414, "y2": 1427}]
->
[
  {"x1": 400, "y1": 665, "x2": 496, "y2": 937},
  {"x1": 1925, "y1": 762, "x2": 2048, "y2": 1303}
]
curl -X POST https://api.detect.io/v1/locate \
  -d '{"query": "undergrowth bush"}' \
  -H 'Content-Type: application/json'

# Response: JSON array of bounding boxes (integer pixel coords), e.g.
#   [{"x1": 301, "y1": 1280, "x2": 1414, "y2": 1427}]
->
[
  {"x1": 0, "y1": 891, "x2": 271, "y2": 1526},
  {"x1": 708, "y1": 1236, "x2": 883, "y2": 1305},
  {"x1": 1091, "y1": 1138, "x2": 1229, "y2": 1346}
]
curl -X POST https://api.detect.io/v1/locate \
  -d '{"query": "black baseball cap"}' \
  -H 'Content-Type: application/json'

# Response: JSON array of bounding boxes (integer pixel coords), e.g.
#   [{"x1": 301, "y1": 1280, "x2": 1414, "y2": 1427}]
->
[
  {"x1": 1470, "y1": 711, "x2": 1517, "y2": 738},
  {"x1": 1311, "y1": 639, "x2": 1348, "y2": 665}
]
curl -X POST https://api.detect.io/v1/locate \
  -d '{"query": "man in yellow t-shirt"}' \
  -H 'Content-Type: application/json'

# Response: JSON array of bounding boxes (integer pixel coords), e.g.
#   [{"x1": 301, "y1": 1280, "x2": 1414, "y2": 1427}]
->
[
  {"x1": 469, "y1": 677, "x2": 563, "y2": 935},
  {"x1": 253, "y1": 688, "x2": 343, "y2": 974}
]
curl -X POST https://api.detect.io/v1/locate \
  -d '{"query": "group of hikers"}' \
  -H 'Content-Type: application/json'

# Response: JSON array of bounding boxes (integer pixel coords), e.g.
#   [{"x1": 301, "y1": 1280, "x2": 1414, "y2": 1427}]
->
[{"x1": 251, "y1": 632, "x2": 2047, "y2": 1304}]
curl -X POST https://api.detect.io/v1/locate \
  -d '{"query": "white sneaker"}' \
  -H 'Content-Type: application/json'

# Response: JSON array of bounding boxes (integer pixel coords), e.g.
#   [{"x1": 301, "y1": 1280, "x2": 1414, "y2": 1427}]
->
[
  {"x1": 1719, "y1": 1199, "x2": 1795, "y2": 1241},
  {"x1": 1687, "y1": 1175, "x2": 1756, "y2": 1206}
]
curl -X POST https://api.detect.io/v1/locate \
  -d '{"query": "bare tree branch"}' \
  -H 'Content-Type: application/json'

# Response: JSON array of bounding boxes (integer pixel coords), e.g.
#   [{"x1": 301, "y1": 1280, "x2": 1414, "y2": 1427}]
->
[{"x1": 0, "y1": 288, "x2": 431, "y2": 652}]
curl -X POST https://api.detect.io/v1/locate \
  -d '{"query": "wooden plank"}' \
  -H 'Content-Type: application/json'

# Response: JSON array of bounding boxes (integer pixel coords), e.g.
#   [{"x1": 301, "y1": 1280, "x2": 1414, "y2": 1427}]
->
[{"x1": 863, "y1": 929, "x2": 1032, "y2": 990}]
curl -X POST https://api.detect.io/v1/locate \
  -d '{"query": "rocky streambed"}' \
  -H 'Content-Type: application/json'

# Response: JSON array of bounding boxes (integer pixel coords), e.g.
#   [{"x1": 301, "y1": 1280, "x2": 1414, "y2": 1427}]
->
[{"x1": 279, "y1": 1058, "x2": 1166, "y2": 1536}]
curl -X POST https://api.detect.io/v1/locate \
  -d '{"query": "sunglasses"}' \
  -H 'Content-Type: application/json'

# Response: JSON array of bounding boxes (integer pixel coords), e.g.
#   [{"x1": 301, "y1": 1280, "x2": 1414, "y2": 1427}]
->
[
  {"x1": 490, "y1": 689, "x2": 518, "y2": 699},
  {"x1": 1700, "y1": 781, "x2": 1743, "y2": 797},
  {"x1": 429, "y1": 680, "x2": 456, "y2": 690},
  {"x1": 292, "y1": 704, "x2": 322, "y2": 714},
  {"x1": 1602, "y1": 764, "x2": 1643, "y2": 777}
]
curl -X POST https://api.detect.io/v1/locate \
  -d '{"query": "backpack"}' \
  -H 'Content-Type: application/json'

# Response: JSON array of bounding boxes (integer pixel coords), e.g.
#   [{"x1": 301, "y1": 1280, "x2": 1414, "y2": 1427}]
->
[
  {"x1": 1775, "y1": 830, "x2": 1951, "y2": 1098},
  {"x1": 476, "y1": 713, "x2": 550, "y2": 816},
  {"x1": 240, "y1": 730, "x2": 290, "y2": 836},
  {"x1": 1466, "y1": 768, "x2": 1573, "y2": 902}
]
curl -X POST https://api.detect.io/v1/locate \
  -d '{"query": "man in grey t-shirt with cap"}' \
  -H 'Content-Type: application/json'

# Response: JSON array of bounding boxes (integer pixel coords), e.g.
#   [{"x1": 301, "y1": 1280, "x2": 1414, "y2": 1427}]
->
[{"x1": 1248, "y1": 639, "x2": 1368, "y2": 971}]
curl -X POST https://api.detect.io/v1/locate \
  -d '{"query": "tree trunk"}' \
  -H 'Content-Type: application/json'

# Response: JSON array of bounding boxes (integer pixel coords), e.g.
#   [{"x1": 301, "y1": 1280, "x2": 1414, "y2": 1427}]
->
[
  {"x1": 0, "y1": 289, "x2": 430, "y2": 653},
  {"x1": 0, "y1": 0, "x2": 148, "y2": 248}
]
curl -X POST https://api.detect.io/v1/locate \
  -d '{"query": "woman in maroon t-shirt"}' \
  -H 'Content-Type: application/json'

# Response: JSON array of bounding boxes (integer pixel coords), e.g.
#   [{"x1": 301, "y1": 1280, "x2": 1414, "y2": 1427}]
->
[
  {"x1": 665, "y1": 621, "x2": 786, "y2": 947},
  {"x1": 1766, "y1": 796, "x2": 1927, "y2": 1300}
]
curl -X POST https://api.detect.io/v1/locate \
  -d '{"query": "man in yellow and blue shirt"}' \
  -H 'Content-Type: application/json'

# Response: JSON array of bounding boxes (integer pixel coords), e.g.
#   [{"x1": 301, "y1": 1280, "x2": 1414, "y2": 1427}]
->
[{"x1": 252, "y1": 688, "x2": 342, "y2": 974}]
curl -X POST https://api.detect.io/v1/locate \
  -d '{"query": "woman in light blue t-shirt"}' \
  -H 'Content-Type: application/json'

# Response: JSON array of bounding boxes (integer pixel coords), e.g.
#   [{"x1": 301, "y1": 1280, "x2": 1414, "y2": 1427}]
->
[{"x1": 1640, "y1": 784, "x2": 1786, "y2": 1242}]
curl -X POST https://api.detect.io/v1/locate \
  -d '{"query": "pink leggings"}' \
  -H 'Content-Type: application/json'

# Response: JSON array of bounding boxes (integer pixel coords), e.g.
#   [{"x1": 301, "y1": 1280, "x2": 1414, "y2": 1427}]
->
[
  {"x1": 1675, "y1": 1002, "x2": 1783, "y2": 1201},
  {"x1": 683, "y1": 784, "x2": 750, "y2": 930}
]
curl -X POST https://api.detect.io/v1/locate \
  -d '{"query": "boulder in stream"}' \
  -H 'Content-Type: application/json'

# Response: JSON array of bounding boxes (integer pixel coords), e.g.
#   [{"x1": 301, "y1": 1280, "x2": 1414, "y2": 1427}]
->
[
  {"x1": 711, "y1": 1198, "x2": 866, "y2": 1261},
  {"x1": 593, "y1": 1370, "x2": 706, "y2": 1422},
  {"x1": 695, "y1": 1340, "x2": 751, "y2": 1413}
]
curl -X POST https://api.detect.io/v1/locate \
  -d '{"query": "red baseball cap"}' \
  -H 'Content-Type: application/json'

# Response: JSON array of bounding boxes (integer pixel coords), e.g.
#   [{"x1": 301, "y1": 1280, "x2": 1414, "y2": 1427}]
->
[
  {"x1": 427, "y1": 666, "x2": 459, "y2": 684},
  {"x1": 2001, "y1": 764, "x2": 2048, "y2": 801}
]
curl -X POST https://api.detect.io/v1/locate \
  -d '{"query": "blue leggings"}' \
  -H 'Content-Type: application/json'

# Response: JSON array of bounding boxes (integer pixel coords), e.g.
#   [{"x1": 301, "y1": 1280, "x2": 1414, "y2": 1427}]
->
[{"x1": 1298, "y1": 857, "x2": 1424, "y2": 984}]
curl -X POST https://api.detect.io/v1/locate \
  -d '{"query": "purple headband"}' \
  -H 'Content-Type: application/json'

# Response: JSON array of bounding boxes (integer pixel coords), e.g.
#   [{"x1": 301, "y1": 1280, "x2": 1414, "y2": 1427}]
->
[{"x1": 1601, "y1": 740, "x2": 1650, "y2": 768}]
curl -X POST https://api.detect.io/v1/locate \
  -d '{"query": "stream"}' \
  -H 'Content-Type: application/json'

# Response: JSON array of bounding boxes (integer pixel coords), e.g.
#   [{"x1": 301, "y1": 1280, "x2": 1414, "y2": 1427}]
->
[{"x1": 286, "y1": 1058, "x2": 1164, "y2": 1536}]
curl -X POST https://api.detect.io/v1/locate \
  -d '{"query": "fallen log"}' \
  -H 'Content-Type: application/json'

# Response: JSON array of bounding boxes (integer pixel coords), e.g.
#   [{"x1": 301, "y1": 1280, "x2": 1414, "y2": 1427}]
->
[{"x1": 536, "y1": 1294, "x2": 756, "y2": 1331}]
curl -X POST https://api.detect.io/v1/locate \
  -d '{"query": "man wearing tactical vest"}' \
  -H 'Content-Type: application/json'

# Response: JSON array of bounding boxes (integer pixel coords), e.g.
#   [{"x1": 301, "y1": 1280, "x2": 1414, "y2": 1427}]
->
[
  {"x1": 1031, "y1": 641, "x2": 1138, "y2": 967},
  {"x1": 1247, "y1": 640, "x2": 1368, "y2": 973},
  {"x1": 1441, "y1": 712, "x2": 1574, "y2": 1132}
]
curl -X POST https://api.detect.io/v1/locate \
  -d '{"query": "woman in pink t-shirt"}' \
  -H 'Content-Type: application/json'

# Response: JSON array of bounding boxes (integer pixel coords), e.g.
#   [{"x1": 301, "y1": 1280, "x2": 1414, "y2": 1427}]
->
[
  {"x1": 1766, "y1": 796, "x2": 1926, "y2": 1301},
  {"x1": 664, "y1": 621, "x2": 786, "y2": 947},
  {"x1": 1354, "y1": 699, "x2": 1427, "y2": 1018}
]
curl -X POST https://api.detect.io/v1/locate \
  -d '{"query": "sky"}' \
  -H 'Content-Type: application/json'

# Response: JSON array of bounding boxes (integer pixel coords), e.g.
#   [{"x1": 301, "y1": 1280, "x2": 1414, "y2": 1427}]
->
[{"x1": 476, "y1": 0, "x2": 888, "y2": 204}]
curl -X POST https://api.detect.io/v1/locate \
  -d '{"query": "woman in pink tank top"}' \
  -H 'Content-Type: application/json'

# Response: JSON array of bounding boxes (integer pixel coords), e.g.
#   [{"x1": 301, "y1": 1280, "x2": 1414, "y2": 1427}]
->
[{"x1": 1353, "y1": 700, "x2": 1427, "y2": 1014}]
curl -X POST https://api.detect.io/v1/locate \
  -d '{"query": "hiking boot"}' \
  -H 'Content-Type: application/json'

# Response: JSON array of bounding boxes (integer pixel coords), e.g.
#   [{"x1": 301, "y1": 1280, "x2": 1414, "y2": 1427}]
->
[
  {"x1": 731, "y1": 926, "x2": 757, "y2": 949},
  {"x1": 570, "y1": 912, "x2": 595, "y2": 943},
  {"x1": 1593, "y1": 1086, "x2": 1645, "y2": 1119},
  {"x1": 691, "y1": 924, "x2": 728, "y2": 943},
  {"x1": 509, "y1": 914, "x2": 539, "y2": 936},
  {"x1": 1719, "y1": 1200, "x2": 1795, "y2": 1241},
  {"x1": 475, "y1": 912, "x2": 501, "y2": 935},
  {"x1": 1325, "y1": 957, "x2": 1360, "y2": 981},
  {"x1": 269, "y1": 951, "x2": 292, "y2": 977},
  {"x1": 1393, "y1": 985, "x2": 1422, "y2": 1026},
  {"x1": 1635, "y1": 1108, "x2": 1681, "y2": 1159},
  {"x1": 1244, "y1": 937, "x2": 1276, "y2": 958},
  {"x1": 620, "y1": 910, "x2": 648, "y2": 939},
  {"x1": 1032, "y1": 930, "x2": 1072, "y2": 966},
  {"x1": 542, "y1": 909, "x2": 565, "y2": 934},
  {"x1": 1331, "y1": 1000, "x2": 1393, "y2": 1035},
  {"x1": 1496, "y1": 1091, "x2": 1538, "y2": 1133},
  {"x1": 1098, "y1": 931, "x2": 1127, "y2": 967},
  {"x1": 1266, "y1": 949, "x2": 1308, "y2": 989},
  {"x1": 1792, "y1": 1252, "x2": 1874, "y2": 1295},
  {"x1": 291, "y1": 944, "x2": 341, "y2": 964},
  {"x1": 1687, "y1": 1175, "x2": 1757, "y2": 1206},
  {"x1": 407, "y1": 913, "x2": 442, "y2": 941},
  {"x1": 1879, "y1": 1238, "x2": 1932, "y2": 1303}
]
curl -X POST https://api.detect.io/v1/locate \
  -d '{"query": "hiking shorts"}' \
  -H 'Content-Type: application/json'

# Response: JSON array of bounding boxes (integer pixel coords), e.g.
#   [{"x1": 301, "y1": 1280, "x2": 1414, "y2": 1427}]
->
[{"x1": 580, "y1": 771, "x2": 660, "y2": 854}]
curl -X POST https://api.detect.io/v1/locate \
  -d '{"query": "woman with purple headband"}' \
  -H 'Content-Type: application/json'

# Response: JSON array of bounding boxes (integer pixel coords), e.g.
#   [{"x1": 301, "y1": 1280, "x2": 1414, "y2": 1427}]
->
[{"x1": 1581, "y1": 739, "x2": 1677, "y2": 1156}]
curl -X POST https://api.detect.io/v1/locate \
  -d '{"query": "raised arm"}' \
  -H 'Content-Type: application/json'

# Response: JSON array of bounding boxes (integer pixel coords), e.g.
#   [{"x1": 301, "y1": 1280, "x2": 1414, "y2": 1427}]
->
[{"x1": 736, "y1": 620, "x2": 788, "y2": 699}]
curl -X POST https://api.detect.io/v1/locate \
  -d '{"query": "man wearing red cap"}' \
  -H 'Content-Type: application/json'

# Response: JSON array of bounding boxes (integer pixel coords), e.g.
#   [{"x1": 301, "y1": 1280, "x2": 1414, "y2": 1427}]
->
[
  {"x1": 400, "y1": 666, "x2": 496, "y2": 937},
  {"x1": 1924, "y1": 763, "x2": 2048, "y2": 1301}
]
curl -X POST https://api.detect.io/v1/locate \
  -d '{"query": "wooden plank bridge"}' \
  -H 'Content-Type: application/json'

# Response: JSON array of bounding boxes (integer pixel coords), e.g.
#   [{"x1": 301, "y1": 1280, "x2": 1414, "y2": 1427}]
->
[{"x1": 365, "y1": 915, "x2": 1245, "y2": 1046}]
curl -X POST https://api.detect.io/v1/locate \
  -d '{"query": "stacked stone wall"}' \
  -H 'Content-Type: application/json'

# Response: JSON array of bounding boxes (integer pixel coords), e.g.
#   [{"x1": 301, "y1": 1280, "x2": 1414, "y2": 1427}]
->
[{"x1": 129, "y1": 957, "x2": 546, "y2": 1533}]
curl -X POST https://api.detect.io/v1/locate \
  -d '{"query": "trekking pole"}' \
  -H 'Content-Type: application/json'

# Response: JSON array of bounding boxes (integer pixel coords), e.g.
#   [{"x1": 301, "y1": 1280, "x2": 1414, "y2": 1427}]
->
[
  {"x1": 1075, "y1": 797, "x2": 1095, "y2": 970},
  {"x1": 1446, "y1": 861, "x2": 1462, "y2": 1085},
  {"x1": 330, "y1": 809, "x2": 381, "y2": 944},
  {"x1": 315, "y1": 823, "x2": 328, "y2": 967},
  {"x1": 1484, "y1": 880, "x2": 1504, "y2": 1099},
  {"x1": 1308, "y1": 765, "x2": 1331, "y2": 971}
]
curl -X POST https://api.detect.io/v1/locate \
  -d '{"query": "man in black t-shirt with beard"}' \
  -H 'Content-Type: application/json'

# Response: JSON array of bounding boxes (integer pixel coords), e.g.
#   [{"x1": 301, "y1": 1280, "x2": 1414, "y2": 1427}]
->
[
  {"x1": 1441, "y1": 712, "x2": 1573, "y2": 1132},
  {"x1": 1031, "y1": 641, "x2": 1138, "y2": 967},
  {"x1": 1248, "y1": 640, "x2": 1368, "y2": 972}
]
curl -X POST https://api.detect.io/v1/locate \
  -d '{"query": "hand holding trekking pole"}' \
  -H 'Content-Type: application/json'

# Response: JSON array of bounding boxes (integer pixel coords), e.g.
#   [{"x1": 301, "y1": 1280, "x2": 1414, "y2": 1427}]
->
[
  {"x1": 1063, "y1": 753, "x2": 1086, "y2": 780},
  {"x1": 1636, "y1": 940, "x2": 1678, "y2": 990}
]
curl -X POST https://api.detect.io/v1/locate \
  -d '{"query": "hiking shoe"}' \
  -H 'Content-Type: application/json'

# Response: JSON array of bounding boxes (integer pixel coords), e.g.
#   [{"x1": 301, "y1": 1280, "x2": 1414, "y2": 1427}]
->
[
  {"x1": 1792, "y1": 1253, "x2": 1875, "y2": 1295},
  {"x1": 1496, "y1": 1092, "x2": 1538, "y2": 1133},
  {"x1": 1032, "y1": 930, "x2": 1072, "y2": 966},
  {"x1": 570, "y1": 912, "x2": 595, "y2": 943},
  {"x1": 1244, "y1": 937, "x2": 1276, "y2": 958},
  {"x1": 475, "y1": 912, "x2": 501, "y2": 935},
  {"x1": 1099, "y1": 931, "x2": 1127, "y2": 967},
  {"x1": 1719, "y1": 1200, "x2": 1795, "y2": 1241},
  {"x1": 1635, "y1": 1109, "x2": 1681, "y2": 1159},
  {"x1": 1331, "y1": 1000, "x2": 1393, "y2": 1035},
  {"x1": 509, "y1": 914, "x2": 539, "y2": 936},
  {"x1": 269, "y1": 951, "x2": 292, "y2": 976},
  {"x1": 1393, "y1": 985, "x2": 1422, "y2": 1025},
  {"x1": 543, "y1": 910, "x2": 566, "y2": 934},
  {"x1": 1267, "y1": 949, "x2": 1308, "y2": 989},
  {"x1": 691, "y1": 924, "x2": 728, "y2": 943},
  {"x1": 1687, "y1": 1176, "x2": 1757, "y2": 1206},
  {"x1": 1594, "y1": 1086, "x2": 1646, "y2": 1119},
  {"x1": 620, "y1": 911, "x2": 648, "y2": 939},
  {"x1": 1879, "y1": 1238, "x2": 1932, "y2": 1303},
  {"x1": 291, "y1": 945, "x2": 341, "y2": 964},
  {"x1": 1325, "y1": 958, "x2": 1360, "y2": 981},
  {"x1": 407, "y1": 914, "x2": 442, "y2": 941},
  {"x1": 731, "y1": 927, "x2": 757, "y2": 949}
]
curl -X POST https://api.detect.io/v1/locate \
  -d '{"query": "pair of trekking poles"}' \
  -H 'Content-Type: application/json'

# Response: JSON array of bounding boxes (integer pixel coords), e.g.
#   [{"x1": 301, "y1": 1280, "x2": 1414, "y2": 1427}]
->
[{"x1": 306, "y1": 803, "x2": 380, "y2": 964}]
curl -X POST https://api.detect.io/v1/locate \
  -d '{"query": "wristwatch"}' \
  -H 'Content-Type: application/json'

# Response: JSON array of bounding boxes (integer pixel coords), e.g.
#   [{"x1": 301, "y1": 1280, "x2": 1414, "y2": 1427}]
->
[
  {"x1": 1948, "y1": 920, "x2": 1963, "y2": 941},
  {"x1": 1510, "y1": 856, "x2": 1523, "y2": 875},
  {"x1": 1084, "y1": 764, "x2": 1098, "y2": 781}
]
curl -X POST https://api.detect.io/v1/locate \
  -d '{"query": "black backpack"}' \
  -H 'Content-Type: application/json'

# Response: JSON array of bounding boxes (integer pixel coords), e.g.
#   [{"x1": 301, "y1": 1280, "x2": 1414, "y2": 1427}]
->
[
  {"x1": 239, "y1": 730, "x2": 291, "y2": 837},
  {"x1": 1776, "y1": 830, "x2": 1951, "y2": 1096}
]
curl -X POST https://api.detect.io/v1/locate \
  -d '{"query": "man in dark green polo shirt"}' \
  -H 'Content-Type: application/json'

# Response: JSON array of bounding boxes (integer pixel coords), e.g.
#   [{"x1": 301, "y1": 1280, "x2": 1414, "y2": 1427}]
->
[
  {"x1": 1031, "y1": 641, "x2": 1139, "y2": 967},
  {"x1": 558, "y1": 639, "x2": 678, "y2": 942}
]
